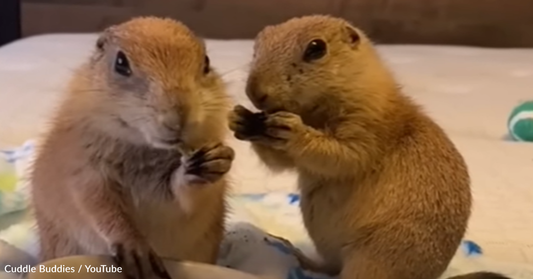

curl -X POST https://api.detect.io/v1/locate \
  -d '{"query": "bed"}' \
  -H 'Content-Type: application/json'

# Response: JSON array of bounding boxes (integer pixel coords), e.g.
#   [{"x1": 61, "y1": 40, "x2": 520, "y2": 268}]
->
[{"x1": 0, "y1": 34, "x2": 532, "y2": 276}]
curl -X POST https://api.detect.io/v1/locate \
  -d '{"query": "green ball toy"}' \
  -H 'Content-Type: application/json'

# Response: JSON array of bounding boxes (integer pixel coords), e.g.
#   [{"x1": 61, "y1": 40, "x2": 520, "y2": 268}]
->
[{"x1": 508, "y1": 101, "x2": 533, "y2": 142}]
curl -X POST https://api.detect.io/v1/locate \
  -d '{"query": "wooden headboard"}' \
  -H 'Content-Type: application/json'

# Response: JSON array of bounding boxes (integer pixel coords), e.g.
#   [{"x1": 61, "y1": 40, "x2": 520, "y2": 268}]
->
[{"x1": 16, "y1": 0, "x2": 533, "y2": 47}]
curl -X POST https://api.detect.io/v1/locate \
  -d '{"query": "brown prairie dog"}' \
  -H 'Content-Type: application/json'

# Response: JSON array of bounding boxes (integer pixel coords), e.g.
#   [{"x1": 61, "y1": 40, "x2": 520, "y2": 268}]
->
[
  {"x1": 31, "y1": 17, "x2": 234, "y2": 279},
  {"x1": 229, "y1": 15, "x2": 510, "y2": 279}
]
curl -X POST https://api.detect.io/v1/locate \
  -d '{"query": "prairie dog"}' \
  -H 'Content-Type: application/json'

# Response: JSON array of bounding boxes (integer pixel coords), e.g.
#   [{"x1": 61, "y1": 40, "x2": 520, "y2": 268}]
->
[
  {"x1": 229, "y1": 15, "x2": 509, "y2": 279},
  {"x1": 31, "y1": 17, "x2": 233, "y2": 279}
]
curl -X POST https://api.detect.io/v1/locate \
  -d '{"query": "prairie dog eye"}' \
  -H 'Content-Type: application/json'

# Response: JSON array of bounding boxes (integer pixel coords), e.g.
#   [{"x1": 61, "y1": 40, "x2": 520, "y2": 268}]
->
[
  {"x1": 114, "y1": 51, "x2": 132, "y2": 77},
  {"x1": 203, "y1": 55, "x2": 210, "y2": 74},
  {"x1": 303, "y1": 39, "x2": 327, "y2": 62}
]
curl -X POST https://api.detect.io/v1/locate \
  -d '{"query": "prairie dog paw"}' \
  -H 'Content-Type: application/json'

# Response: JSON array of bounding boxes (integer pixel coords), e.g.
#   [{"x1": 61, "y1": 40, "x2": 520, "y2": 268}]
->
[
  {"x1": 184, "y1": 143, "x2": 234, "y2": 184},
  {"x1": 110, "y1": 242, "x2": 170, "y2": 279},
  {"x1": 254, "y1": 111, "x2": 305, "y2": 150},
  {"x1": 264, "y1": 111, "x2": 303, "y2": 139},
  {"x1": 228, "y1": 105, "x2": 267, "y2": 140}
]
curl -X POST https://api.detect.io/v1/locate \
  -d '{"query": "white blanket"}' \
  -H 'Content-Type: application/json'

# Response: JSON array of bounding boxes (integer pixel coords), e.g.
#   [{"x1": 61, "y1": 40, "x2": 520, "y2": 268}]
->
[
  {"x1": 2, "y1": 195, "x2": 533, "y2": 279},
  {"x1": 1, "y1": 142, "x2": 533, "y2": 279}
]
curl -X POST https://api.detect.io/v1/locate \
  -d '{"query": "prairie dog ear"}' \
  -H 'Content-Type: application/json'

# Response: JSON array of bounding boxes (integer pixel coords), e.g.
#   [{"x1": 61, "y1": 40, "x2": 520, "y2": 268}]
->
[
  {"x1": 95, "y1": 25, "x2": 117, "y2": 51},
  {"x1": 342, "y1": 24, "x2": 361, "y2": 49}
]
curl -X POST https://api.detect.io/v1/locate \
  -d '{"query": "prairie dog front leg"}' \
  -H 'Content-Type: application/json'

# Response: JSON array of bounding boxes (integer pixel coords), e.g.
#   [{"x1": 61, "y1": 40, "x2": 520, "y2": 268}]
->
[
  {"x1": 241, "y1": 110, "x2": 377, "y2": 178},
  {"x1": 287, "y1": 125, "x2": 377, "y2": 178},
  {"x1": 250, "y1": 143, "x2": 295, "y2": 172},
  {"x1": 172, "y1": 143, "x2": 234, "y2": 211}
]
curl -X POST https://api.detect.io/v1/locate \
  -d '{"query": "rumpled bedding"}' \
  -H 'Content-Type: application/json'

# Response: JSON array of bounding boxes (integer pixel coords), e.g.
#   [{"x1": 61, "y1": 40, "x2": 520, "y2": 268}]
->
[{"x1": 1, "y1": 141, "x2": 533, "y2": 279}]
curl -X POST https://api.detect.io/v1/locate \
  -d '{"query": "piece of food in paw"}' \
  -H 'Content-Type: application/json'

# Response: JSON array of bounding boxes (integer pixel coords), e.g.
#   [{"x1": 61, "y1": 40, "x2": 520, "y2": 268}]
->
[{"x1": 238, "y1": 111, "x2": 268, "y2": 139}]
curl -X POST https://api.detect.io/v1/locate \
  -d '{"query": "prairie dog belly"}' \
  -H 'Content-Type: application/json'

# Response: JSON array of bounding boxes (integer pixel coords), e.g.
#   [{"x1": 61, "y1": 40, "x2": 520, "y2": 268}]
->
[
  {"x1": 68, "y1": 202, "x2": 197, "y2": 258},
  {"x1": 66, "y1": 191, "x2": 222, "y2": 263},
  {"x1": 136, "y1": 201, "x2": 194, "y2": 258},
  {"x1": 135, "y1": 187, "x2": 225, "y2": 263}
]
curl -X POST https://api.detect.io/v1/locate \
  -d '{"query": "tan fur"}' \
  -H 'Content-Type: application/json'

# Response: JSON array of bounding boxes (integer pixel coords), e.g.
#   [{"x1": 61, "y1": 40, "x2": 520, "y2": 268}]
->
[
  {"x1": 229, "y1": 15, "x2": 509, "y2": 279},
  {"x1": 31, "y1": 17, "x2": 233, "y2": 277}
]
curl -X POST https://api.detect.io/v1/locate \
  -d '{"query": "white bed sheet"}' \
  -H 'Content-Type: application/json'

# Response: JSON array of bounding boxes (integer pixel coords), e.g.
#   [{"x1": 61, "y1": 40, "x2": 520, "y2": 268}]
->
[{"x1": 0, "y1": 34, "x2": 532, "y2": 264}]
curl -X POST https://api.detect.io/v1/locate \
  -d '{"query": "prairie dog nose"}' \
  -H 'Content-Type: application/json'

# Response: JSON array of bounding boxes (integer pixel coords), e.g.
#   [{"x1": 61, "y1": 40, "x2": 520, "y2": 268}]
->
[
  {"x1": 245, "y1": 76, "x2": 269, "y2": 109},
  {"x1": 159, "y1": 110, "x2": 184, "y2": 132}
]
